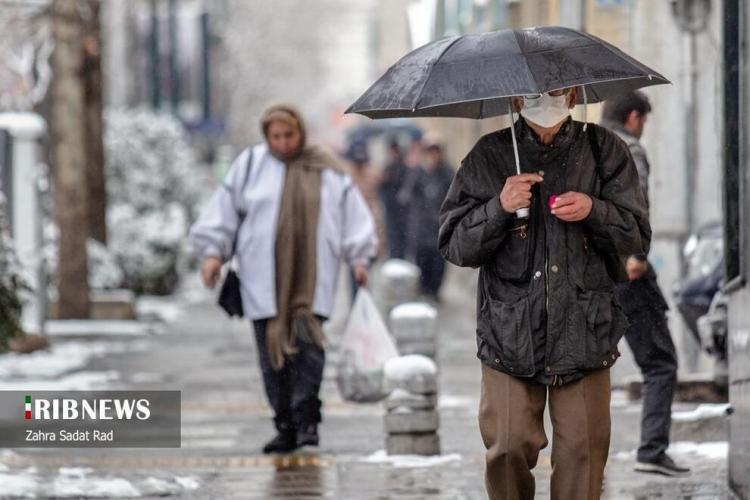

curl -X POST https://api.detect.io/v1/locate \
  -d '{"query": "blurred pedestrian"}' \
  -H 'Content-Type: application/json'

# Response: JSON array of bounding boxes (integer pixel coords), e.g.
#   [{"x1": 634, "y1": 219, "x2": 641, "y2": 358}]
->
[
  {"x1": 379, "y1": 134, "x2": 415, "y2": 259},
  {"x1": 345, "y1": 141, "x2": 386, "y2": 257},
  {"x1": 346, "y1": 140, "x2": 384, "y2": 296},
  {"x1": 439, "y1": 86, "x2": 651, "y2": 499},
  {"x1": 399, "y1": 139, "x2": 453, "y2": 300},
  {"x1": 190, "y1": 103, "x2": 377, "y2": 454},
  {"x1": 602, "y1": 91, "x2": 690, "y2": 477}
]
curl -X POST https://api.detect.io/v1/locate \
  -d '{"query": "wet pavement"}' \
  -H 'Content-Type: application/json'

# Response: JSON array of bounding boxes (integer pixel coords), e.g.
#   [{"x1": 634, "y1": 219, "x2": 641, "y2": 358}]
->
[{"x1": 0, "y1": 268, "x2": 731, "y2": 499}]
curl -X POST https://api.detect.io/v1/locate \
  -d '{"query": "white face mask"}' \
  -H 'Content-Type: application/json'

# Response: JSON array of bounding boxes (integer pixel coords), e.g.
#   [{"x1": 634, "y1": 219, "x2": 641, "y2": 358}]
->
[{"x1": 520, "y1": 92, "x2": 571, "y2": 128}]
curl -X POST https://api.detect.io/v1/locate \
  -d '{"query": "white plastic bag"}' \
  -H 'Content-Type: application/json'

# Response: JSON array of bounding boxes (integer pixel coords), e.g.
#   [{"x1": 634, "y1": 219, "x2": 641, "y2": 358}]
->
[{"x1": 336, "y1": 288, "x2": 399, "y2": 402}]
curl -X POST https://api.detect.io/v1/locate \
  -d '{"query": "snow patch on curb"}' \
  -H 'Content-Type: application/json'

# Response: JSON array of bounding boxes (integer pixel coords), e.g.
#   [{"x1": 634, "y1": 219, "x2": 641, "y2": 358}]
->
[
  {"x1": 672, "y1": 404, "x2": 731, "y2": 422},
  {"x1": 668, "y1": 441, "x2": 728, "y2": 460},
  {"x1": 0, "y1": 466, "x2": 200, "y2": 498},
  {"x1": 361, "y1": 450, "x2": 461, "y2": 468}
]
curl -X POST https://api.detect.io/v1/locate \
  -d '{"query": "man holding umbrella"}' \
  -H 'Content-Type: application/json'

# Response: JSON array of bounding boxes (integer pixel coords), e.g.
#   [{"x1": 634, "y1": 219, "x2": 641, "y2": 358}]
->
[
  {"x1": 439, "y1": 86, "x2": 650, "y2": 500},
  {"x1": 347, "y1": 27, "x2": 665, "y2": 499}
]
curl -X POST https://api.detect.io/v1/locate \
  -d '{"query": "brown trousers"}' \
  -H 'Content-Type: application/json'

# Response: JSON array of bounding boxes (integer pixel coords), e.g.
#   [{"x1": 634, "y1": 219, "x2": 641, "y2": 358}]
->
[{"x1": 478, "y1": 365, "x2": 611, "y2": 500}]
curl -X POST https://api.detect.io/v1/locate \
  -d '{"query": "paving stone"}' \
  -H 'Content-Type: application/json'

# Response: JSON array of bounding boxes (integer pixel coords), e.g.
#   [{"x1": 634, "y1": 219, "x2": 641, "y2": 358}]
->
[
  {"x1": 385, "y1": 410, "x2": 439, "y2": 434},
  {"x1": 385, "y1": 388, "x2": 437, "y2": 411},
  {"x1": 386, "y1": 432, "x2": 441, "y2": 456}
]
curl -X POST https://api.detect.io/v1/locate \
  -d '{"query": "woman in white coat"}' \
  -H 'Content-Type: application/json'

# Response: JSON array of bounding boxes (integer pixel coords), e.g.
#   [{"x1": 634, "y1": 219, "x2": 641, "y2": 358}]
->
[{"x1": 190, "y1": 104, "x2": 377, "y2": 453}]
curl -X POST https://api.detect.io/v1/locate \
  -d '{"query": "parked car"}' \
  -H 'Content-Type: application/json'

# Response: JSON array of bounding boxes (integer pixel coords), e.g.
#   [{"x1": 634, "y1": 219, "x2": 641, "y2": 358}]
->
[
  {"x1": 672, "y1": 222, "x2": 727, "y2": 386},
  {"x1": 672, "y1": 222, "x2": 724, "y2": 346}
]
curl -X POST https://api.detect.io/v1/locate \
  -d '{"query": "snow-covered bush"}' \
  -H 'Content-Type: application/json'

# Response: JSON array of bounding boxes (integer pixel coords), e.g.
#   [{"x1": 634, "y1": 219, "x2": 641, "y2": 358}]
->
[
  {"x1": 43, "y1": 223, "x2": 124, "y2": 291},
  {"x1": 105, "y1": 109, "x2": 202, "y2": 219},
  {"x1": 104, "y1": 109, "x2": 201, "y2": 295},
  {"x1": 107, "y1": 203, "x2": 187, "y2": 295},
  {"x1": 0, "y1": 193, "x2": 28, "y2": 351}
]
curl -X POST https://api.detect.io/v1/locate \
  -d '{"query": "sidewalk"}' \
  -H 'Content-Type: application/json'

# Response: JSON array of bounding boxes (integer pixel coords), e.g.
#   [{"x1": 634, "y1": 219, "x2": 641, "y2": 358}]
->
[{"x1": 0, "y1": 267, "x2": 730, "y2": 499}]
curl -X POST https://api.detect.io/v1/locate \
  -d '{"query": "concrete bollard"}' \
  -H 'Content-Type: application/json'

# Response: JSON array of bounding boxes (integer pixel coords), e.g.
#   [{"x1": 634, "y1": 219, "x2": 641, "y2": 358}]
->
[
  {"x1": 389, "y1": 302, "x2": 438, "y2": 358},
  {"x1": 383, "y1": 355, "x2": 441, "y2": 456},
  {"x1": 375, "y1": 259, "x2": 421, "y2": 318}
]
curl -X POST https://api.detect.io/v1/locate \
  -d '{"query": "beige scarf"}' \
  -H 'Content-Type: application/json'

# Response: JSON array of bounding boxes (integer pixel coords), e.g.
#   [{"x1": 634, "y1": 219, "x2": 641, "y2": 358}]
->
[{"x1": 261, "y1": 105, "x2": 348, "y2": 370}]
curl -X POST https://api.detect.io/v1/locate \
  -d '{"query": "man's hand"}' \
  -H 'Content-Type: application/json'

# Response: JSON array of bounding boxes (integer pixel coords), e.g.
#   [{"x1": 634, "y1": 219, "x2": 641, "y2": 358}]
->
[
  {"x1": 550, "y1": 191, "x2": 593, "y2": 222},
  {"x1": 499, "y1": 173, "x2": 544, "y2": 213},
  {"x1": 353, "y1": 264, "x2": 369, "y2": 287},
  {"x1": 626, "y1": 256, "x2": 649, "y2": 281},
  {"x1": 201, "y1": 256, "x2": 223, "y2": 289}
]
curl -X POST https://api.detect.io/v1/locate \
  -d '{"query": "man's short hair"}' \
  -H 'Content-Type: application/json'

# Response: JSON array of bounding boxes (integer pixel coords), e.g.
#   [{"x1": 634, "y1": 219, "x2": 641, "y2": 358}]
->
[{"x1": 602, "y1": 90, "x2": 652, "y2": 125}]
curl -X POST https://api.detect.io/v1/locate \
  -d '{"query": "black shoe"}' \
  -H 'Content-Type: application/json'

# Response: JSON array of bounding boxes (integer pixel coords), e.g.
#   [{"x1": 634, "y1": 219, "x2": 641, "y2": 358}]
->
[
  {"x1": 296, "y1": 424, "x2": 319, "y2": 448},
  {"x1": 262, "y1": 431, "x2": 297, "y2": 454},
  {"x1": 635, "y1": 453, "x2": 691, "y2": 477}
]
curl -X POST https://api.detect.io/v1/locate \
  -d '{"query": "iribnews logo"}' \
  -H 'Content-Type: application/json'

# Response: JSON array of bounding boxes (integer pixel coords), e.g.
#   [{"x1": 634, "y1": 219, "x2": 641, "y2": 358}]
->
[{"x1": 24, "y1": 395, "x2": 151, "y2": 421}]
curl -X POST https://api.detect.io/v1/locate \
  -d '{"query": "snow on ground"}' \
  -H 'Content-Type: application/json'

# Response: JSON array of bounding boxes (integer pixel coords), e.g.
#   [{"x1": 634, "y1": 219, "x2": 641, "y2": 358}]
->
[
  {"x1": 0, "y1": 339, "x2": 149, "y2": 390},
  {"x1": 0, "y1": 465, "x2": 200, "y2": 498},
  {"x1": 45, "y1": 320, "x2": 154, "y2": 338},
  {"x1": 612, "y1": 441, "x2": 728, "y2": 462},
  {"x1": 0, "y1": 340, "x2": 146, "y2": 379},
  {"x1": 672, "y1": 404, "x2": 731, "y2": 422},
  {"x1": 361, "y1": 450, "x2": 462, "y2": 468},
  {"x1": 0, "y1": 370, "x2": 120, "y2": 391},
  {"x1": 135, "y1": 296, "x2": 185, "y2": 323},
  {"x1": 668, "y1": 441, "x2": 728, "y2": 460}
]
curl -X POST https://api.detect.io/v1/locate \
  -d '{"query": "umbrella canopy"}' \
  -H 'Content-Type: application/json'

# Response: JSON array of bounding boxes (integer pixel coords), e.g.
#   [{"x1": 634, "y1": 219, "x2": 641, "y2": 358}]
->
[{"x1": 346, "y1": 26, "x2": 670, "y2": 120}]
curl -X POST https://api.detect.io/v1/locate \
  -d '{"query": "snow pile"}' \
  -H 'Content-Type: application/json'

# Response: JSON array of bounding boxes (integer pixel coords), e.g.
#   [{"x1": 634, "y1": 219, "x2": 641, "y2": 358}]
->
[
  {"x1": 362, "y1": 450, "x2": 461, "y2": 468},
  {"x1": 380, "y1": 259, "x2": 421, "y2": 279},
  {"x1": 390, "y1": 302, "x2": 438, "y2": 320},
  {"x1": 384, "y1": 355, "x2": 437, "y2": 381},
  {"x1": 672, "y1": 404, "x2": 731, "y2": 422}
]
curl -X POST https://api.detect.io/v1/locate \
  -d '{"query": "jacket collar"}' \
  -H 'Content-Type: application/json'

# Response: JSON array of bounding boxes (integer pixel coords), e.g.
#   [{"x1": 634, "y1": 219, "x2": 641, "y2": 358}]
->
[{"x1": 515, "y1": 116, "x2": 579, "y2": 165}]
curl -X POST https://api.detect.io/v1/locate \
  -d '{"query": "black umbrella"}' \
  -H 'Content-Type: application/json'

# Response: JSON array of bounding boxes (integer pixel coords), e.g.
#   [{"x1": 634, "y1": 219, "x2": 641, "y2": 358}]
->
[{"x1": 346, "y1": 26, "x2": 669, "y2": 120}]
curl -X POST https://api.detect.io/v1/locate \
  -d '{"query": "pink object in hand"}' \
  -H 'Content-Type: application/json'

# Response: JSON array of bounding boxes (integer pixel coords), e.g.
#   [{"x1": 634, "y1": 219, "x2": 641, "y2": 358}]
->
[{"x1": 548, "y1": 195, "x2": 558, "y2": 210}]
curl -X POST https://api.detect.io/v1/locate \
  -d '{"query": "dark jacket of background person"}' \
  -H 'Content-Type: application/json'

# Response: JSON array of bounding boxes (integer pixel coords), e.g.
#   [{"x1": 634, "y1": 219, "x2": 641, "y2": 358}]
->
[
  {"x1": 601, "y1": 118, "x2": 651, "y2": 208},
  {"x1": 399, "y1": 161, "x2": 454, "y2": 254},
  {"x1": 438, "y1": 118, "x2": 651, "y2": 385},
  {"x1": 379, "y1": 147, "x2": 409, "y2": 259},
  {"x1": 398, "y1": 159, "x2": 454, "y2": 298}
]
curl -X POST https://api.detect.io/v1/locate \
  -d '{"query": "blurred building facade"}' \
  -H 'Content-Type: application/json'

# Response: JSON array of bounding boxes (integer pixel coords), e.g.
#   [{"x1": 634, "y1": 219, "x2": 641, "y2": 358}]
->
[{"x1": 103, "y1": 0, "x2": 380, "y2": 155}]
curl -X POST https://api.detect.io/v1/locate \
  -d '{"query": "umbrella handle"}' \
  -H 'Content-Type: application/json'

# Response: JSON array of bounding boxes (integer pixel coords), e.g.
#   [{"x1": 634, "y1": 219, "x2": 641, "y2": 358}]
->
[{"x1": 508, "y1": 100, "x2": 529, "y2": 220}]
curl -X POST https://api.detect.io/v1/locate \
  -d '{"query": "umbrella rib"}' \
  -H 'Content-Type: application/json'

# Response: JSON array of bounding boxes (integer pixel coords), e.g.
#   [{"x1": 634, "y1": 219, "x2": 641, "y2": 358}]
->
[{"x1": 412, "y1": 36, "x2": 463, "y2": 111}]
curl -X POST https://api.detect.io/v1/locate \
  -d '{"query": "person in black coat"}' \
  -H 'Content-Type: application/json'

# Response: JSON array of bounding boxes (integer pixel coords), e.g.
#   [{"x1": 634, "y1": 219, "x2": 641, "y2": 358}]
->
[
  {"x1": 603, "y1": 92, "x2": 689, "y2": 477},
  {"x1": 399, "y1": 141, "x2": 454, "y2": 300}
]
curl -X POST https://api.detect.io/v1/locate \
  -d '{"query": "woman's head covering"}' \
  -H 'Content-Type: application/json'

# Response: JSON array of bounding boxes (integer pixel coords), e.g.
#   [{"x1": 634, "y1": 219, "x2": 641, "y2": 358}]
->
[{"x1": 260, "y1": 103, "x2": 307, "y2": 159}]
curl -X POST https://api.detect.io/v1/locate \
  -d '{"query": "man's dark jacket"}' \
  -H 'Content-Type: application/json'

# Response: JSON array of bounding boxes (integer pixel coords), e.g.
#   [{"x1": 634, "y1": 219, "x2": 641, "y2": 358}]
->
[{"x1": 438, "y1": 118, "x2": 651, "y2": 385}]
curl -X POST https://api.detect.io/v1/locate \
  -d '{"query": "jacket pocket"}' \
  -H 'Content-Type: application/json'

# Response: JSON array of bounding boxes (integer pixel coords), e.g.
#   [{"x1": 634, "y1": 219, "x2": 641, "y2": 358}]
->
[
  {"x1": 485, "y1": 296, "x2": 535, "y2": 376},
  {"x1": 583, "y1": 290, "x2": 616, "y2": 369},
  {"x1": 494, "y1": 220, "x2": 533, "y2": 282}
]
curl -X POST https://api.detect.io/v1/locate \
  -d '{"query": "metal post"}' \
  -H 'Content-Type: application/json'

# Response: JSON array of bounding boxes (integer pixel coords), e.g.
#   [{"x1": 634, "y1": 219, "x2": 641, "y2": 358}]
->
[
  {"x1": 168, "y1": 0, "x2": 179, "y2": 114},
  {"x1": 149, "y1": 0, "x2": 161, "y2": 110},
  {"x1": 200, "y1": 11, "x2": 211, "y2": 121}
]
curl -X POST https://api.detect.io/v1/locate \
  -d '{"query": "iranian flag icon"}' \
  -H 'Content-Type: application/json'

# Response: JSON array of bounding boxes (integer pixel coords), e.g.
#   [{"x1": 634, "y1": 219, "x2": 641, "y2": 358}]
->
[{"x1": 24, "y1": 395, "x2": 31, "y2": 420}]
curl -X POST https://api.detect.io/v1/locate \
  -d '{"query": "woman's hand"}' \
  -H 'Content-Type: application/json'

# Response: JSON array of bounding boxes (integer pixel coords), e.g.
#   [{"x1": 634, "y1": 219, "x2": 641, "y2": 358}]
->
[
  {"x1": 201, "y1": 256, "x2": 223, "y2": 289},
  {"x1": 353, "y1": 265, "x2": 369, "y2": 288}
]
